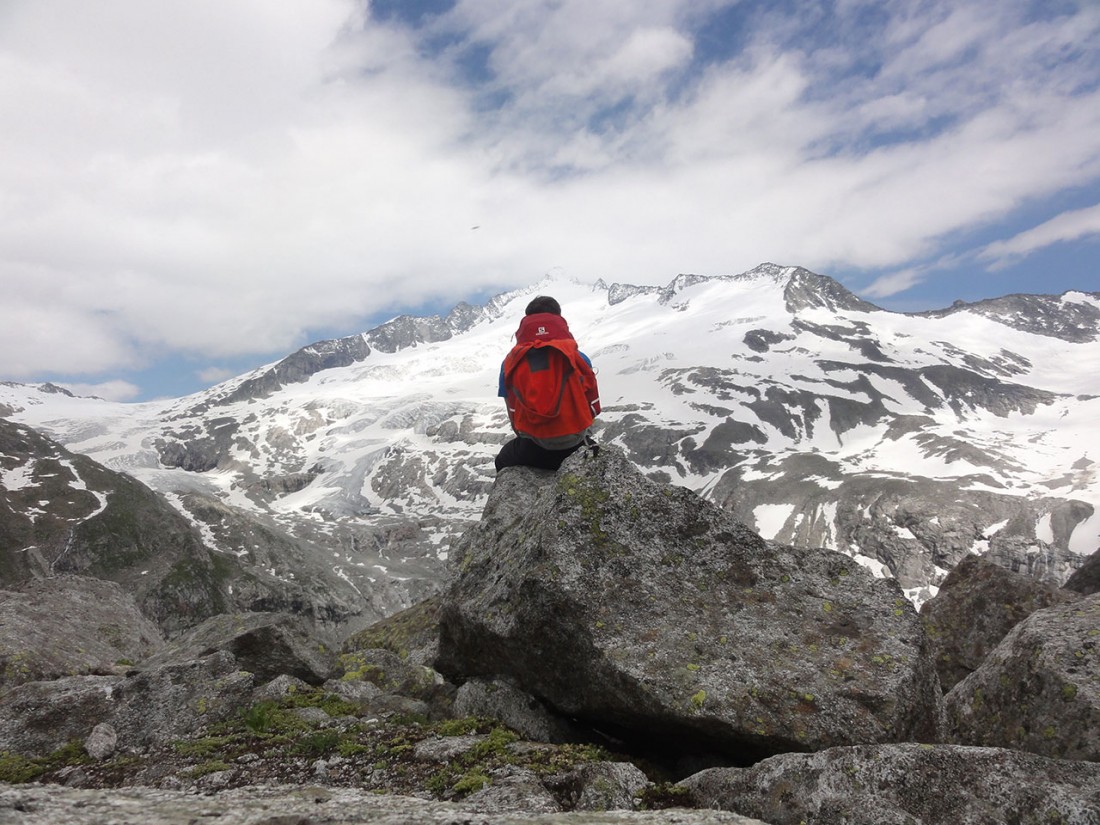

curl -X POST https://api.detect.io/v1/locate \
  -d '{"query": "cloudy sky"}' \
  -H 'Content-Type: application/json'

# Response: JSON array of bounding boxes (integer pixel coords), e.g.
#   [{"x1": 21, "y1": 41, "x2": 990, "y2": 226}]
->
[{"x1": 1, "y1": 0, "x2": 1098, "y2": 401}]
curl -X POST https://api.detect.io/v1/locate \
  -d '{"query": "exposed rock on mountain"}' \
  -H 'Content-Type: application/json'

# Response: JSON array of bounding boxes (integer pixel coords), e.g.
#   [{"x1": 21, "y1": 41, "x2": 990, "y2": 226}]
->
[
  {"x1": 0, "y1": 650, "x2": 253, "y2": 757},
  {"x1": 137, "y1": 612, "x2": 337, "y2": 686},
  {"x1": 2, "y1": 450, "x2": 1099, "y2": 823},
  {"x1": 1066, "y1": 548, "x2": 1100, "y2": 595},
  {"x1": 678, "y1": 744, "x2": 1100, "y2": 825},
  {"x1": 0, "y1": 576, "x2": 163, "y2": 690},
  {"x1": 0, "y1": 784, "x2": 773, "y2": 825},
  {"x1": 0, "y1": 419, "x2": 380, "y2": 638},
  {"x1": 3, "y1": 264, "x2": 1098, "y2": 635},
  {"x1": 0, "y1": 419, "x2": 237, "y2": 635},
  {"x1": 921, "y1": 291, "x2": 1100, "y2": 343},
  {"x1": 944, "y1": 593, "x2": 1100, "y2": 760},
  {"x1": 919, "y1": 555, "x2": 1079, "y2": 691},
  {"x1": 436, "y1": 447, "x2": 943, "y2": 764}
]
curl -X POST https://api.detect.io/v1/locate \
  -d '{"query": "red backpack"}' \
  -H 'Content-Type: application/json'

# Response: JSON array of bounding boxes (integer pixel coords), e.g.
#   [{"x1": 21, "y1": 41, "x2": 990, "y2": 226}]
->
[{"x1": 503, "y1": 313, "x2": 601, "y2": 449}]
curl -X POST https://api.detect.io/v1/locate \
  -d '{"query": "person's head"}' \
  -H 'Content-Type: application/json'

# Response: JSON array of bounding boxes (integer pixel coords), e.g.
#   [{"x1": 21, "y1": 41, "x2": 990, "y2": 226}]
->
[{"x1": 525, "y1": 295, "x2": 561, "y2": 316}]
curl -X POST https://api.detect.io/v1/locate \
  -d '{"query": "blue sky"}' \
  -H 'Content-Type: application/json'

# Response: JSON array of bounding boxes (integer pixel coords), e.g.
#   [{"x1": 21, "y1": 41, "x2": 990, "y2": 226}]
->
[{"x1": 0, "y1": 0, "x2": 1097, "y2": 401}]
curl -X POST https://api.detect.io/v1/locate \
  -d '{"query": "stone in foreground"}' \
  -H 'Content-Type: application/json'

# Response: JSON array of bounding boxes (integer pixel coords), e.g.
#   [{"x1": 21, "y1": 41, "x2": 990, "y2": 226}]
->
[
  {"x1": 945, "y1": 593, "x2": 1100, "y2": 761},
  {"x1": 437, "y1": 448, "x2": 942, "y2": 762},
  {"x1": 678, "y1": 743, "x2": 1100, "y2": 825}
]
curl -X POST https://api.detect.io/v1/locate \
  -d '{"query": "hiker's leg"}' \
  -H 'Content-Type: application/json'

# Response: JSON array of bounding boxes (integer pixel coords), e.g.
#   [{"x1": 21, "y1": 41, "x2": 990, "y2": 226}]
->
[
  {"x1": 539, "y1": 441, "x2": 582, "y2": 470},
  {"x1": 495, "y1": 437, "x2": 578, "y2": 472},
  {"x1": 495, "y1": 437, "x2": 525, "y2": 471}
]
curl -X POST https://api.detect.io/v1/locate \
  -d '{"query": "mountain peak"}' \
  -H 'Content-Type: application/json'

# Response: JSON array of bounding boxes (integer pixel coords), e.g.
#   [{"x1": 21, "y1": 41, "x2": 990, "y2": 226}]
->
[{"x1": 917, "y1": 290, "x2": 1100, "y2": 343}]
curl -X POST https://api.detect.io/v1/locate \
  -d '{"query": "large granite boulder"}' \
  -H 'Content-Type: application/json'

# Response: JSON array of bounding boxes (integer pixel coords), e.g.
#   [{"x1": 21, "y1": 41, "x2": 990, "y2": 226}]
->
[
  {"x1": 137, "y1": 611, "x2": 337, "y2": 685},
  {"x1": 453, "y1": 679, "x2": 589, "y2": 744},
  {"x1": 678, "y1": 743, "x2": 1100, "y2": 825},
  {"x1": 436, "y1": 448, "x2": 943, "y2": 763},
  {"x1": 920, "y1": 555, "x2": 1079, "y2": 691},
  {"x1": 0, "y1": 783, "x2": 774, "y2": 825},
  {"x1": 1065, "y1": 547, "x2": 1100, "y2": 596},
  {"x1": 0, "y1": 576, "x2": 164, "y2": 690},
  {"x1": 944, "y1": 593, "x2": 1100, "y2": 761},
  {"x1": 0, "y1": 651, "x2": 252, "y2": 756}
]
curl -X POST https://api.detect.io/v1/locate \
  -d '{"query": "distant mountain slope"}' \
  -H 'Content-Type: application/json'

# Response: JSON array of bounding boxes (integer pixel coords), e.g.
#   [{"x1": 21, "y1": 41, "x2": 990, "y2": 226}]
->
[{"x1": 2, "y1": 264, "x2": 1097, "y2": 625}]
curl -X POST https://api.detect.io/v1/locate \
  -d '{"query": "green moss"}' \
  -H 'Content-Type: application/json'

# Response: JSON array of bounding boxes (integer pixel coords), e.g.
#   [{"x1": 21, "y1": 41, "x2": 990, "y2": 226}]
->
[
  {"x1": 341, "y1": 596, "x2": 441, "y2": 661},
  {"x1": 690, "y1": 690, "x2": 706, "y2": 710},
  {"x1": 557, "y1": 472, "x2": 611, "y2": 546},
  {"x1": 186, "y1": 760, "x2": 231, "y2": 778},
  {"x1": 0, "y1": 741, "x2": 93, "y2": 784},
  {"x1": 451, "y1": 769, "x2": 491, "y2": 795},
  {"x1": 174, "y1": 736, "x2": 233, "y2": 758},
  {"x1": 294, "y1": 731, "x2": 342, "y2": 757},
  {"x1": 436, "y1": 718, "x2": 484, "y2": 737},
  {"x1": 1063, "y1": 683, "x2": 1079, "y2": 700},
  {"x1": 0, "y1": 752, "x2": 41, "y2": 783},
  {"x1": 637, "y1": 783, "x2": 691, "y2": 810},
  {"x1": 971, "y1": 689, "x2": 984, "y2": 710}
]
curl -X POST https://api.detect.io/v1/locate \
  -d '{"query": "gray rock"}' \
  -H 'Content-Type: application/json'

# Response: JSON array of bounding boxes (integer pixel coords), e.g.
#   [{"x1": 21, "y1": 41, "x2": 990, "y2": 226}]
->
[
  {"x1": 0, "y1": 782, "x2": 774, "y2": 824},
  {"x1": 368, "y1": 693, "x2": 431, "y2": 719},
  {"x1": 413, "y1": 733, "x2": 483, "y2": 761},
  {"x1": 1066, "y1": 547, "x2": 1100, "y2": 596},
  {"x1": 252, "y1": 673, "x2": 312, "y2": 702},
  {"x1": 338, "y1": 647, "x2": 442, "y2": 699},
  {"x1": 464, "y1": 765, "x2": 563, "y2": 814},
  {"x1": 0, "y1": 651, "x2": 253, "y2": 756},
  {"x1": 0, "y1": 576, "x2": 163, "y2": 690},
  {"x1": 139, "y1": 611, "x2": 337, "y2": 685},
  {"x1": 323, "y1": 675, "x2": 384, "y2": 703},
  {"x1": 105, "y1": 650, "x2": 256, "y2": 750},
  {"x1": 437, "y1": 447, "x2": 943, "y2": 762},
  {"x1": 454, "y1": 679, "x2": 588, "y2": 744},
  {"x1": 920, "y1": 555, "x2": 1079, "y2": 690},
  {"x1": 0, "y1": 675, "x2": 120, "y2": 756},
  {"x1": 549, "y1": 762, "x2": 650, "y2": 812},
  {"x1": 945, "y1": 593, "x2": 1100, "y2": 760},
  {"x1": 678, "y1": 743, "x2": 1100, "y2": 825},
  {"x1": 339, "y1": 646, "x2": 454, "y2": 719},
  {"x1": 83, "y1": 723, "x2": 118, "y2": 760}
]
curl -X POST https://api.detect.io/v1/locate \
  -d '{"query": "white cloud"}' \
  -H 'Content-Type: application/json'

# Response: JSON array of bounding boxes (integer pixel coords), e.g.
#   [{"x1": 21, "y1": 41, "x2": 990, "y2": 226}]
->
[
  {"x1": 59, "y1": 380, "x2": 142, "y2": 403},
  {"x1": 980, "y1": 203, "x2": 1100, "y2": 266},
  {"x1": 0, "y1": 0, "x2": 1098, "y2": 388},
  {"x1": 197, "y1": 366, "x2": 237, "y2": 384}
]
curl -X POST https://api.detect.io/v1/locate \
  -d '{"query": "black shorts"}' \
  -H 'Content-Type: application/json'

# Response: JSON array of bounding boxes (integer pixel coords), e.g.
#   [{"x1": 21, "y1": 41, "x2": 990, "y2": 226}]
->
[{"x1": 494, "y1": 436, "x2": 582, "y2": 472}]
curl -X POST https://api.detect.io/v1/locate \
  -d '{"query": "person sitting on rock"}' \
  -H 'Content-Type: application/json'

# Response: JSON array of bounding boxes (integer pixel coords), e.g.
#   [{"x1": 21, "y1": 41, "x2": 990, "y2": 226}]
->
[{"x1": 495, "y1": 296, "x2": 601, "y2": 472}]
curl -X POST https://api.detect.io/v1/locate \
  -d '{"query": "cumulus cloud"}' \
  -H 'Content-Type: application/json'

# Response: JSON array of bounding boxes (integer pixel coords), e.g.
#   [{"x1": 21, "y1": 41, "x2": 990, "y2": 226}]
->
[
  {"x1": 980, "y1": 203, "x2": 1100, "y2": 267},
  {"x1": 0, "y1": 0, "x2": 1098, "y2": 389},
  {"x1": 59, "y1": 380, "x2": 142, "y2": 402}
]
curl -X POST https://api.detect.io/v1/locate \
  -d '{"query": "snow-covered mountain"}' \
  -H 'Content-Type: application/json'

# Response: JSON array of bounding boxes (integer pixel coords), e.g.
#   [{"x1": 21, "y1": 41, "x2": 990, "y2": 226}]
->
[{"x1": 2, "y1": 264, "x2": 1097, "y2": 630}]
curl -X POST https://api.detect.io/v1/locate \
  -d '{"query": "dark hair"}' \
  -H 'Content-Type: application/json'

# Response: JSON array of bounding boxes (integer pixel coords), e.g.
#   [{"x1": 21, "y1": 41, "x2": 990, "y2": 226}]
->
[{"x1": 525, "y1": 295, "x2": 561, "y2": 316}]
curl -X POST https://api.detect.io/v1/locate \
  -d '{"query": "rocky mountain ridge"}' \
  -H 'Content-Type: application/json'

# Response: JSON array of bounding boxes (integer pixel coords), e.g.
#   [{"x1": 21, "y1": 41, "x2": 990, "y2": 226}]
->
[
  {"x1": 2, "y1": 447, "x2": 1099, "y2": 824},
  {"x1": 2, "y1": 263, "x2": 1098, "y2": 637}
]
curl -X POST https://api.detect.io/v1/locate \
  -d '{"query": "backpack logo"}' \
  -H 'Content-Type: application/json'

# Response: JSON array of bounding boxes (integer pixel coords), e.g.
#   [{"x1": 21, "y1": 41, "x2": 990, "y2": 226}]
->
[{"x1": 537, "y1": 326, "x2": 547, "y2": 336}]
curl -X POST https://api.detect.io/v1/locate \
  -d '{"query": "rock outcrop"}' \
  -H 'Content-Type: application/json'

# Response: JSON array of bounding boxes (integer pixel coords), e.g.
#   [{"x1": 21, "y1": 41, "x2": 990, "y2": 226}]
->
[
  {"x1": 436, "y1": 447, "x2": 943, "y2": 764},
  {"x1": 678, "y1": 743, "x2": 1100, "y2": 825},
  {"x1": 137, "y1": 611, "x2": 337, "y2": 686},
  {"x1": 920, "y1": 555, "x2": 1079, "y2": 691},
  {"x1": 0, "y1": 783, "x2": 773, "y2": 825},
  {"x1": 1066, "y1": 547, "x2": 1100, "y2": 596},
  {"x1": 0, "y1": 651, "x2": 253, "y2": 756},
  {"x1": 3, "y1": 441, "x2": 1099, "y2": 824},
  {"x1": 0, "y1": 576, "x2": 163, "y2": 690},
  {"x1": 945, "y1": 593, "x2": 1100, "y2": 761}
]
